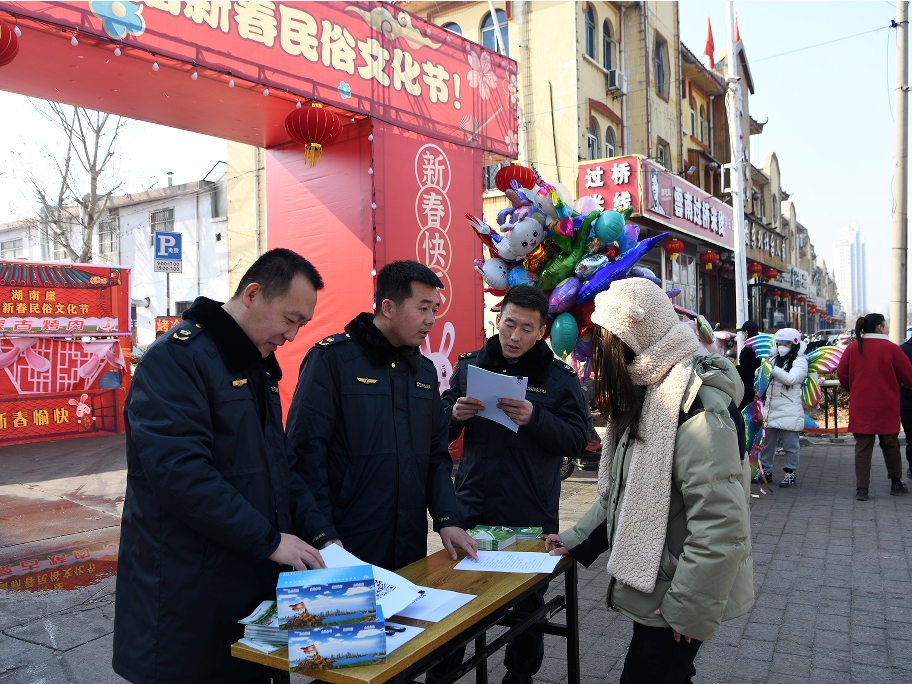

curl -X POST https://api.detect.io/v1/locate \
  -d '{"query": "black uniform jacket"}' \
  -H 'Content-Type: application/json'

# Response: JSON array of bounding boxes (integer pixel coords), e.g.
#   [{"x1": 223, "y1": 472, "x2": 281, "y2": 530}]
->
[
  {"x1": 901, "y1": 339, "x2": 912, "y2": 410},
  {"x1": 442, "y1": 337, "x2": 588, "y2": 534},
  {"x1": 737, "y1": 344, "x2": 761, "y2": 411},
  {"x1": 112, "y1": 297, "x2": 331, "y2": 684},
  {"x1": 285, "y1": 313, "x2": 460, "y2": 571}
]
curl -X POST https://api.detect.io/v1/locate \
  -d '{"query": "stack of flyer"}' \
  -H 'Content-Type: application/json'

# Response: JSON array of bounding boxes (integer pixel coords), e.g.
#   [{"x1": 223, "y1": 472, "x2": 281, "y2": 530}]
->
[
  {"x1": 513, "y1": 526, "x2": 543, "y2": 540},
  {"x1": 278, "y1": 566, "x2": 387, "y2": 673},
  {"x1": 238, "y1": 600, "x2": 285, "y2": 652},
  {"x1": 466, "y1": 525, "x2": 517, "y2": 551}
]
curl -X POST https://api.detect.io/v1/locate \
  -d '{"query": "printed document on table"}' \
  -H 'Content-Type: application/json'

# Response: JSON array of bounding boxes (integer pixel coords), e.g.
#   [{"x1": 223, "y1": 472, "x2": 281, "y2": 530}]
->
[
  {"x1": 395, "y1": 587, "x2": 475, "y2": 622},
  {"x1": 320, "y1": 545, "x2": 421, "y2": 619},
  {"x1": 454, "y1": 551, "x2": 562, "y2": 574},
  {"x1": 385, "y1": 623, "x2": 424, "y2": 653},
  {"x1": 466, "y1": 365, "x2": 528, "y2": 433}
]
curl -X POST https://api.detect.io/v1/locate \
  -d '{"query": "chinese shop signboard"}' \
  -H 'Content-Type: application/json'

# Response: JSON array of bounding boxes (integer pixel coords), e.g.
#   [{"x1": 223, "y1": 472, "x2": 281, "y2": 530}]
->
[
  {"x1": 0, "y1": 260, "x2": 130, "y2": 446},
  {"x1": 577, "y1": 155, "x2": 735, "y2": 250}
]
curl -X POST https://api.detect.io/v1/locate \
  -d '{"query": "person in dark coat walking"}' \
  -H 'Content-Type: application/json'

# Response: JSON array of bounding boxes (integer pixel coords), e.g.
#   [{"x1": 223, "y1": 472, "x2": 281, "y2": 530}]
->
[
  {"x1": 113, "y1": 249, "x2": 339, "y2": 684},
  {"x1": 427, "y1": 285, "x2": 588, "y2": 684},
  {"x1": 286, "y1": 261, "x2": 477, "y2": 571},
  {"x1": 736, "y1": 320, "x2": 761, "y2": 413},
  {"x1": 900, "y1": 334, "x2": 912, "y2": 478}
]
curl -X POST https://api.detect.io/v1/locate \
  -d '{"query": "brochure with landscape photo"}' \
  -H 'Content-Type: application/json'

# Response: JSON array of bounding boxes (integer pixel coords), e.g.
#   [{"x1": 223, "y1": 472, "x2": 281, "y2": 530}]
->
[
  {"x1": 287, "y1": 609, "x2": 387, "y2": 672},
  {"x1": 277, "y1": 566, "x2": 377, "y2": 629}
]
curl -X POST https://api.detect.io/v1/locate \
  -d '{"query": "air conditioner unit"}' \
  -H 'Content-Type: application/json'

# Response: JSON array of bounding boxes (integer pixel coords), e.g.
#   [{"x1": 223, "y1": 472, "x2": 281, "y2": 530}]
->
[{"x1": 606, "y1": 69, "x2": 626, "y2": 94}]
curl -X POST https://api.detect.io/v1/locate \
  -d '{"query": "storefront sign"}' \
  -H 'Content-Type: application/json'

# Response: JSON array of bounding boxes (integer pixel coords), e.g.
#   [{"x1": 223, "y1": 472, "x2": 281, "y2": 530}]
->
[
  {"x1": 0, "y1": 388, "x2": 124, "y2": 445},
  {"x1": 771, "y1": 265, "x2": 808, "y2": 293},
  {"x1": 577, "y1": 155, "x2": 734, "y2": 249},
  {"x1": 745, "y1": 223, "x2": 786, "y2": 272},
  {"x1": 0, "y1": 262, "x2": 129, "y2": 335},
  {"x1": 4, "y1": 1, "x2": 516, "y2": 157}
]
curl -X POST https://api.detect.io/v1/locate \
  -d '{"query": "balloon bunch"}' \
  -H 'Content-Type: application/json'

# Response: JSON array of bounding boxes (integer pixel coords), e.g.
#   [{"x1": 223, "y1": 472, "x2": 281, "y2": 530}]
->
[{"x1": 468, "y1": 164, "x2": 671, "y2": 364}]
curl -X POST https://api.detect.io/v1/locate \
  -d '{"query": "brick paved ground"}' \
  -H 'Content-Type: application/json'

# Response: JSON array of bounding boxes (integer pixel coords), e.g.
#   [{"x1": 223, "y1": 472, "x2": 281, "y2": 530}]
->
[{"x1": 3, "y1": 439, "x2": 912, "y2": 683}]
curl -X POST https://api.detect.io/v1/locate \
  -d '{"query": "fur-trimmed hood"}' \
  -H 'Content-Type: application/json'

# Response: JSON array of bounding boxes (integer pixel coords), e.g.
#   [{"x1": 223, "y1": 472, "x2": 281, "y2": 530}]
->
[{"x1": 182, "y1": 296, "x2": 282, "y2": 380}]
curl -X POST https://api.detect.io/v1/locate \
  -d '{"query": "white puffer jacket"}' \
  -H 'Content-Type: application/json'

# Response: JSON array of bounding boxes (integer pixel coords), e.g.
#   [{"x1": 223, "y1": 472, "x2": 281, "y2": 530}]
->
[{"x1": 763, "y1": 354, "x2": 809, "y2": 432}]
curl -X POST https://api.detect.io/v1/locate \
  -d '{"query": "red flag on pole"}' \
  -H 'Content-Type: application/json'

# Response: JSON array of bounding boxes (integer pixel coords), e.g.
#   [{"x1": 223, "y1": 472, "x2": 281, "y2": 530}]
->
[
  {"x1": 734, "y1": 14, "x2": 741, "y2": 44},
  {"x1": 704, "y1": 17, "x2": 715, "y2": 69}
]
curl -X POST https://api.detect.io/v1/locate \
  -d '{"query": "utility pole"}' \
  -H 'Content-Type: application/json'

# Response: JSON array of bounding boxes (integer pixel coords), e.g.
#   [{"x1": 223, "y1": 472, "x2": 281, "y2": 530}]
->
[
  {"x1": 891, "y1": 1, "x2": 909, "y2": 344},
  {"x1": 725, "y1": 1, "x2": 748, "y2": 349}
]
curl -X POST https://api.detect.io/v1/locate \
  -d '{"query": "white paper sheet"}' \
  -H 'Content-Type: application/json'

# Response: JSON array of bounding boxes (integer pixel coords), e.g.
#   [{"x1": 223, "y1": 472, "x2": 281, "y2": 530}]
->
[
  {"x1": 239, "y1": 637, "x2": 284, "y2": 654},
  {"x1": 385, "y1": 622, "x2": 424, "y2": 653},
  {"x1": 320, "y1": 545, "x2": 421, "y2": 619},
  {"x1": 453, "y1": 550, "x2": 562, "y2": 574},
  {"x1": 395, "y1": 586, "x2": 476, "y2": 622},
  {"x1": 466, "y1": 365, "x2": 528, "y2": 433}
]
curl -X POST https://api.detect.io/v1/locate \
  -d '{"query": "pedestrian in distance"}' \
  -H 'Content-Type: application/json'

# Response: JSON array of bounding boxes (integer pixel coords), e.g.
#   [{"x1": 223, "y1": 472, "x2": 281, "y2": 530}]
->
[
  {"x1": 113, "y1": 249, "x2": 340, "y2": 684},
  {"x1": 736, "y1": 320, "x2": 761, "y2": 413},
  {"x1": 755, "y1": 328, "x2": 809, "y2": 488},
  {"x1": 546, "y1": 279, "x2": 753, "y2": 684},
  {"x1": 837, "y1": 313, "x2": 912, "y2": 501},
  {"x1": 899, "y1": 332, "x2": 912, "y2": 479},
  {"x1": 425, "y1": 285, "x2": 588, "y2": 684},
  {"x1": 286, "y1": 260, "x2": 478, "y2": 571}
]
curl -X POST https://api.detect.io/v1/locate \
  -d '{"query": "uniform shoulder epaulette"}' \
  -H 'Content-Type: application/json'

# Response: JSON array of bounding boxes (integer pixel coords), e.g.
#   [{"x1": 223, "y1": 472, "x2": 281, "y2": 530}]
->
[
  {"x1": 458, "y1": 350, "x2": 480, "y2": 360},
  {"x1": 552, "y1": 357, "x2": 576, "y2": 374},
  {"x1": 167, "y1": 321, "x2": 203, "y2": 346},
  {"x1": 315, "y1": 332, "x2": 351, "y2": 348}
]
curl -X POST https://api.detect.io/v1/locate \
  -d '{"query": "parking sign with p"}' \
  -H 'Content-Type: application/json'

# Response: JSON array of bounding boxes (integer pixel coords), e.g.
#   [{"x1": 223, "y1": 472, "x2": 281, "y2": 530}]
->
[{"x1": 154, "y1": 231, "x2": 182, "y2": 273}]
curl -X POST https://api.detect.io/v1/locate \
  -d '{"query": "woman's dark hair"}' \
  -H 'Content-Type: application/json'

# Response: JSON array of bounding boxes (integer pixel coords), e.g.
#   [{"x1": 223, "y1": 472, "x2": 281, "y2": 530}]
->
[
  {"x1": 855, "y1": 313, "x2": 885, "y2": 356},
  {"x1": 592, "y1": 326, "x2": 641, "y2": 442}
]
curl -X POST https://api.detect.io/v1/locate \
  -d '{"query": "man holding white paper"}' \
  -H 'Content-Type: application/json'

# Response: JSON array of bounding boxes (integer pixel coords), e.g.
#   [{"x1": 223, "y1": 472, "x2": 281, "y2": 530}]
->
[{"x1": 430, "y1": 285, "x2": 588, "y2": 684}]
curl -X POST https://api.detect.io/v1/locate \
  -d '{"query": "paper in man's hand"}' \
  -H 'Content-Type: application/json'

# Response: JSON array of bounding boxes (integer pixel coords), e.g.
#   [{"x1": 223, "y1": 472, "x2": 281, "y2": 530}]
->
[{"x1": 466, "y1": 365, "x2": 528, "y2": 433}]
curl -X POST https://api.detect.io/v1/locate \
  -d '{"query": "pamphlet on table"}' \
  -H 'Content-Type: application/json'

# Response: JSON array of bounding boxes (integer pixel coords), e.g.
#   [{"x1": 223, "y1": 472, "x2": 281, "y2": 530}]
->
[{"x1": 454, "y1": 550, "x2": 562, "y2": 574}]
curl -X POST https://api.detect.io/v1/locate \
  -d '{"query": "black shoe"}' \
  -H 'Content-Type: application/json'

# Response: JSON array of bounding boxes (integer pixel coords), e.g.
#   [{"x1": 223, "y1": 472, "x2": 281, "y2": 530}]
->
[
  {"x1": 503, "y1": 674, "x2": 533, "y2": 684},
  {"x1": 751, "y1": 467, "x2": 772, "y2": 484},
  {"x1": 780, "y1": 472, "x2": 796, "y2": 488},
  {"x1": 856, "y1": 488, "x2": 869, "y2": 501},
  {"x1": 891, "y1": 478, "x2": 908, "y2": 496}
]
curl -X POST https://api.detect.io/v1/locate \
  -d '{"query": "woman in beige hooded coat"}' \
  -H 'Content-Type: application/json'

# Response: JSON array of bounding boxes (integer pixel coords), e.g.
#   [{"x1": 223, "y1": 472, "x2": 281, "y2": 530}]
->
[{"x1": 547, "y1": 279, "x2": 753, "y2": 683}]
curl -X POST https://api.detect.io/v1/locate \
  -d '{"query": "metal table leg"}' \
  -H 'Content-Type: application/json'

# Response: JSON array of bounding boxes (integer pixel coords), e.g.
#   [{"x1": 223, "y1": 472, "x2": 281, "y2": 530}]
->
[
  {"x1": 475, "y1": 633, "x2": 488, "y2": 684},
  {"x1": 565, "y1": 560, "x2": 580, "y2": 684}
]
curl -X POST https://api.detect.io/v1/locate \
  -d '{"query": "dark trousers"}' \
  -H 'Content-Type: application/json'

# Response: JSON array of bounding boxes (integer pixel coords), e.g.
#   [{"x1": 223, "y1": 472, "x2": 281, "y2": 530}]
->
[
  {"x1": 854, "y1": 433, "x2": 903, "y2": 488},
  {"x1": 425, "y1": 588, "x2": 546, "y2": 684},
  {"x1": 619, "y1": 622, "x2": 703, "y2": 684},
  {"x1": 901, "y1": 409, "x2": 912, "y2": 469}
]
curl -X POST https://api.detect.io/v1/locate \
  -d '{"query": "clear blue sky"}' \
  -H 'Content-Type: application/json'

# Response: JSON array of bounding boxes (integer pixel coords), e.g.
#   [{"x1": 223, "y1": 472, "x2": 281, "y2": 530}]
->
[{"x1": 679, "y1": 1, "x2": 898, "y2": 315}]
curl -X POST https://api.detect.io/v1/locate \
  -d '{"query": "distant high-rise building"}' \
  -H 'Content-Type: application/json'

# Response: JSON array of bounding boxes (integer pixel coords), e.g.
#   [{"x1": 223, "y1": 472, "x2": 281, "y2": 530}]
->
[{"x1": 833, "y1": 224, "x2": 866, "y2": 318}]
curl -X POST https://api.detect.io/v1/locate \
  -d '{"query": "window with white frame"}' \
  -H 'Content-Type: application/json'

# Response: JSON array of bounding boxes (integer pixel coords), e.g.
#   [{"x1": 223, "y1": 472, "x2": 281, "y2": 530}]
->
[
  {"x1": 605, "y1": 127, "x2": 616, "y2": 158},
  {"x1": 442, "y1": 22, "x2": 461, "y2": 35},
  {"x1": 603, "y1": 21, "x2": 614, "y2": 71},
  {"x1": 699, "y1": 106, "x2": 706, "y2": 144},
  {"x1": 150, "y1": 207, "x2": 174, "y2": 246},
  {"x1": 1, "y1": 238, "x2": 24, "y2": 259},
  {"x1": 584, "y1": 7, "x2": 596, "y2": 60},
  {"x1": 690, "y1": 102, "x2": 696, "y2": 135},
  {"x1": 665, "y1": 253, "x2": 697, "y2": 312},
  {"x1": 98, "y1": 217, "x2": 119, "y2": 255},
  {"x1": 588, "y1": 128, "x2": 600, "y2": 161},
  {"x1": 656, "y1": 141, "x2": 670, "y2": 169},
  {"x1": 481, "y1": 10, "x2": 508, "y2": 56},
  {"x1": 654, "y1": 36, "x2": 668, "y2": 98}
]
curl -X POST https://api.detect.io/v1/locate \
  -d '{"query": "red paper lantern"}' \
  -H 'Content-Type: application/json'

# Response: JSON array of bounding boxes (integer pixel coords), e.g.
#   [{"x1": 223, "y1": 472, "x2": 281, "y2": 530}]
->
[
  {"x1": 747, "y1": 262, "x2": 764, "y2": 277},
  {"x1": 494, "y1": 164, "x2": 536, "y2": 193},
  {"x1": 285, "y1": 103, "x2": 343, "y2": 166},
  {"x1": 664, "y1": 238, "x2": 684, "y2": 260},
  {"x1": 791, "y1": 294, "x2": 799, "y2": 303},
  {"x1": 798, "y1": 296, "x2": 806, "y2": 304},
  {"x1": 764, "y1": 268, "x2": 779, "y2": 281},
  {"x1": 772, "y1": 289, "x2": 781, "y2": 300},
  {"x1": 0, "y1": 18, "x2": 20, "y2": 68},
  {"x1": 699, "y1": 250, "x2": 719, "y2": 270}
]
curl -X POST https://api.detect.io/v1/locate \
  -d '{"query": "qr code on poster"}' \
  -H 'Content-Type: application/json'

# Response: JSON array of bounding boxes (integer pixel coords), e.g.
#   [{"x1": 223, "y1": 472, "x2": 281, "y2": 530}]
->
[{"x1": 375, "y1": 579, "x2": 396, "y2": 599}]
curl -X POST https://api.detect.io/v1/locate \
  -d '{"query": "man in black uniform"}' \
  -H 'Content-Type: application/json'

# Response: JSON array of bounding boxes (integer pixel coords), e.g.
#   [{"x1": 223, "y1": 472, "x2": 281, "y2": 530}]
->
[
  {"x1": 113, "y1": 249, "x2": 339, "y2": 684},
  {"x1": 736, "y1": 320, "x2": 761, "y2": 413},
  {"x1": 286, "y1": 260, "x2": 477, "y2": 570},
  {"x1": 900, "y1": 333, "x2": 912, "y2": 478},
  {"x1": 428, "y1": 285, "x2": 588, "y2": 684}
]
